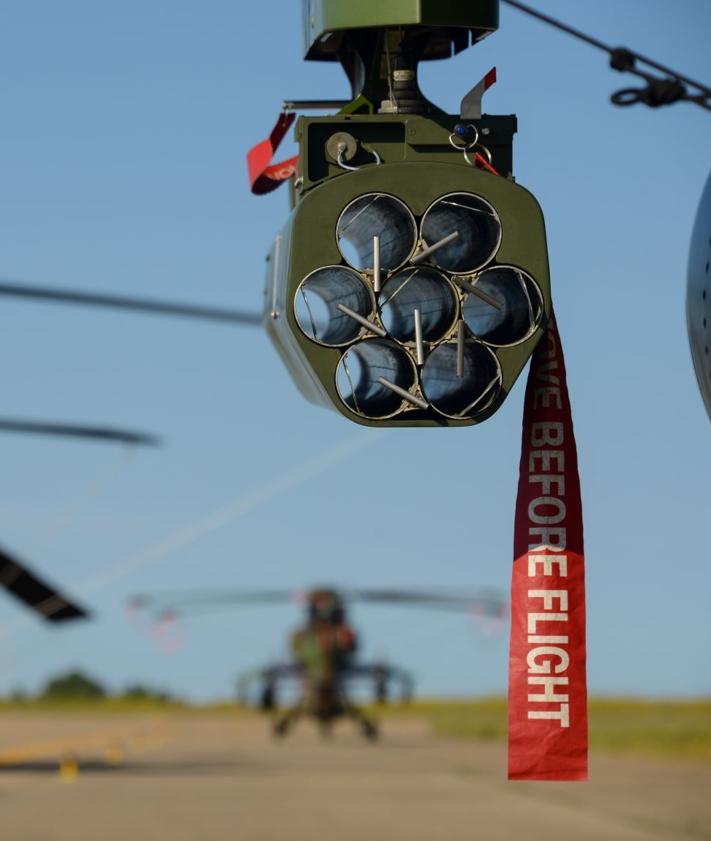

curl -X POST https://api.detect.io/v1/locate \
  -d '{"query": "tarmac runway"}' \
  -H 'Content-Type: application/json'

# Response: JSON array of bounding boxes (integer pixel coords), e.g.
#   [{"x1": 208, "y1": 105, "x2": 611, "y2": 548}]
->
[{"x1": 0, "y1": 711, "x2": 709, "y2": 841}]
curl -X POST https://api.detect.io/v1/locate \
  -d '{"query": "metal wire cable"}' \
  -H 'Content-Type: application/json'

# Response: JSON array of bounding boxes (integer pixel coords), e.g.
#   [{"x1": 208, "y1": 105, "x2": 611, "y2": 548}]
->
[{"x1": 502, "y1": 0, "x2": 711, "y2": 111}]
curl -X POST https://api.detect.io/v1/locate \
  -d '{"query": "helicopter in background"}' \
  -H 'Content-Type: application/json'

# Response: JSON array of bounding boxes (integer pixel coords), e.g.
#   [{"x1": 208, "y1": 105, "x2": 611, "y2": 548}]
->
[
  {"x1": 129, "y1": 586, "x2": 506, "y2": 740},
  {"x1": 237, "y1": 656, "x2": 415, "y2": 735}
]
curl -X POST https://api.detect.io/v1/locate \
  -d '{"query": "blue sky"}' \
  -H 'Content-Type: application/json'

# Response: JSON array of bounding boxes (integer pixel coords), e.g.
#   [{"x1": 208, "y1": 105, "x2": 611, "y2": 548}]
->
[{"x1": 0, "y1": 0, "x2": 709, "y2": 701}]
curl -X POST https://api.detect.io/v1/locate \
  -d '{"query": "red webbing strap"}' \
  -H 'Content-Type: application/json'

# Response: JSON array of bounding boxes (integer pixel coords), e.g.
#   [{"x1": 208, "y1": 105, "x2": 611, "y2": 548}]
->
[
  {"x1": 246, "y1": 112, "x2": 299, "y2": 195},
  {"x1": 508, "y1": 311, "x2": 588, "y2": 781}
]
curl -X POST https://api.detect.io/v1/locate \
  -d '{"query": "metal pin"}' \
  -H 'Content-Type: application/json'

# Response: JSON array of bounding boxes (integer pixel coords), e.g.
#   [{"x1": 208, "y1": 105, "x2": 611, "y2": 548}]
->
[
  {"x1": 456, "y1": 374, "x2": 501, "y2": 418},
  {"x1": 373, "y1": 236, "x2": 381, "y2": 293},
  {"x1": 452, "y1": 275, "x2": 502, "y2": 310},
  {"x1": 337, "y1": 304, "x2": 387, "y2": 337},
  {"x1": 411, "y1": 231, "x2": 459, "y2": 265},
  {"x1": 282, "y1": 99, "x2": 349, "y2": 111},
  {"x1": 414, "y1": 308, "x2": 424, "y2": 365},
  {"x1": 456, "y1": 321, "x2": 465, "y2": 378},
  {"x1": 378, "y1": 377, "x2": 428, "y2": 410}
]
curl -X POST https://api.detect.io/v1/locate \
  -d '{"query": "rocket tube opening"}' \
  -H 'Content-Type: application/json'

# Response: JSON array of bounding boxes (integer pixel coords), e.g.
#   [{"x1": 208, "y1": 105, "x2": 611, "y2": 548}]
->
[
  {"x1": 295, "y1": 266, "x2": 375, "y2": 346},
  {"x1": 461, "y1": 266, "x2": 543, "y2": 346},
  {"x1": 421, "y1": 341, "x2": 501, "y2": 418},
  {"x1": 336, "y1": 339, "x2": 418, "y2": 418},
  {"x1": 378, "y1": 267, "x2": 458, "y2": 344},
  {"x1": 337, "y1": 194, "x2": 417, "y2": 273},
  {"x1": 419, "y1": 192, "x2": 501, "y2": 274}
]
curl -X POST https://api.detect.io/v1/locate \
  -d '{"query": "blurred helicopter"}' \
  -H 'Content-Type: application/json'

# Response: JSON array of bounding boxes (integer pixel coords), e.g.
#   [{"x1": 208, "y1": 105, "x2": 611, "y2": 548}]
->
[{"x1": 129, "y1": 586, "x2": 506, "y2": 740}]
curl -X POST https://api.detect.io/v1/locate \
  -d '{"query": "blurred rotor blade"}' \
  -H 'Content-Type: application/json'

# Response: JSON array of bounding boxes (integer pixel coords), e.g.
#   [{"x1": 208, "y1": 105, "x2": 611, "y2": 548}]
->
[
  {"x1": 129, "y1": 587, "x2": 507, "y2": 618},
  {"x1": 128, "y1": 589, "x2": 299, "y2": 615},
  {"x1": 0, "y1": 418, "x2": 160, "y2": 447},
  {"x1": 0, "y1": 546, "x2": 89, "y2": 622},
  {"x1": 344, "y1": 588, "x2": 507, "y2": 618},
  {"x1": 0, "y1": 281, "x2": 262, "y2": 327}
]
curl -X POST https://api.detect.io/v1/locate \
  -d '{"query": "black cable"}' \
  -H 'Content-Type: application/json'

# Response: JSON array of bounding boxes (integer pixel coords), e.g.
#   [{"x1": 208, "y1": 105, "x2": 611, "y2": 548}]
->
[
  {"x1": 504, "y1": 0, "x2": 609, "y2": 52},
  {"x1": 501, "y1": 0, "x2": 711, "y2": 110}
]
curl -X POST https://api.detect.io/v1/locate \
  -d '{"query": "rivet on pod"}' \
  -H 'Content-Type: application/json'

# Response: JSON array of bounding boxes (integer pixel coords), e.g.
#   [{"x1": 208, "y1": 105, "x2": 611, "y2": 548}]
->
[
  {"x1": 336, "y1": 339, "x2": 421, "y2": 419},
  {"x1": 294, "y1": 266, "x2": 375, "y2": 346},
  {"x1": 419, "y1": 192, "x2": 501, "y2": 274},
  {"x1": 378, "y1": 267, "x2": 458, "y2": 344},
  {"x1": 421, "y1": 341, "x2": 501, "y2": 419},
  {"x1": 461, "y1": 266, "x2": 543, "y2": 346},
  {"x1": 337, "y1": 194, "x2": 417, "y2": 273}
]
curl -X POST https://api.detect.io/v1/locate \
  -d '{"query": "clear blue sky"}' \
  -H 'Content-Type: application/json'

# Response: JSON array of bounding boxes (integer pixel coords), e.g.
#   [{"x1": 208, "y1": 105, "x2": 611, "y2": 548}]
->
[{"x1": 0, "y1": 0, "x2": 709, "y2": 701}]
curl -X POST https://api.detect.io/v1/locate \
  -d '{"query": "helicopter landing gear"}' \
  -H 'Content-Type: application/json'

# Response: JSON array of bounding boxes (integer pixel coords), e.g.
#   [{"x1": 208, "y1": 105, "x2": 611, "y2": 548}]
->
[
  {"x1": 272, "y1": 718, "x2": 290, "y2": 738},
  {"x1": 361, "y1": 718, "x2": 379, "y2": 742},
  {"x1": 344, "y1": 702, "x2": 379, "y2": 742},
  {"x1": 272, "y1": 704, "x2": 302, "y2": 738},
  {"x1": 318, "y1": 718, "x2": 334, "y2": 739}
]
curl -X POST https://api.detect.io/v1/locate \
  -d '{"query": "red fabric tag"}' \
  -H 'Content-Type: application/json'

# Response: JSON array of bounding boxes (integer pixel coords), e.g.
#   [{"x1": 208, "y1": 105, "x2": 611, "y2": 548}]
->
[
  {"x1": 247, "y1": 112, "x2": 299, "y2": 195},
  {"x1": 508, "y1": 312, "x2": 588, "y2": 781}
]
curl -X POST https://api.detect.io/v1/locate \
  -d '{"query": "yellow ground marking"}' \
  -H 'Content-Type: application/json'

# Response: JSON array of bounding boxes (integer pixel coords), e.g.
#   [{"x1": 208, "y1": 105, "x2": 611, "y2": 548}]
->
[
  {"x1": 0, "y1": 721, "x2": 175, "y2": 768},
  {"x1": 58, "y1": 752, "x2": 79, "y2": 784}
]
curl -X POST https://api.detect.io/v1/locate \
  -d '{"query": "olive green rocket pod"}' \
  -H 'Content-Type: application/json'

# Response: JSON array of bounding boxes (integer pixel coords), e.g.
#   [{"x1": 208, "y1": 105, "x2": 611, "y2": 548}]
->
[{"x1": 264, "y1": 1, "x2": 550, "y2": 428}]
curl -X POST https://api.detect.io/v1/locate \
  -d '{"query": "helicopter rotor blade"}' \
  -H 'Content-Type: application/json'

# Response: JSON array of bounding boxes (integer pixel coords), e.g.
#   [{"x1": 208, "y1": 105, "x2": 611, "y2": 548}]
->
[
  {"x1": 343, "y1": 588, "x2": 507, "y2": 618},
  {"x1": 0, "y1": 418, "x2": 160, "y2": 447},
  {"x1": 0, "y1": 546, "x2": 90, "y2": 622},
  {"x1": 128, "y1": 587, "x2": 506, "y2": 619},
  {"x1": 0, "y1": 281, "x2": 262, "y2": 327},
  {"x1": 128, "y1": 589, "x2": 300, "y2": 615}
]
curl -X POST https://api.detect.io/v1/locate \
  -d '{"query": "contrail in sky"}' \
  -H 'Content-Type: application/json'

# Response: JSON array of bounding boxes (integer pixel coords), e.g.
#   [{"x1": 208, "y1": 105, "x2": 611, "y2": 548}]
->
[
  {"x1": 0, "y1": 431, "x2": 384, "y2": 644},
  {"x1": 81, "y1": 430, "x2": 384, "y2": 594}
]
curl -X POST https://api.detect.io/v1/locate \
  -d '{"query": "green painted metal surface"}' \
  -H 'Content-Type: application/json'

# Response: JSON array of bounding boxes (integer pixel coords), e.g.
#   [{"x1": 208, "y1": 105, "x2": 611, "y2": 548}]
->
[
  {"x1": 264, "y1": 3, "x2": 550, "y2": 428},
  {"x1": 303, "y1": 0, "x2": 498, "y2": 60},
  {"x1": 265, "y1": 152, "x2": 549, "y2": 427},
  {"x1": 295, "y1": 113, "x2": 517, "y2": 189}
]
